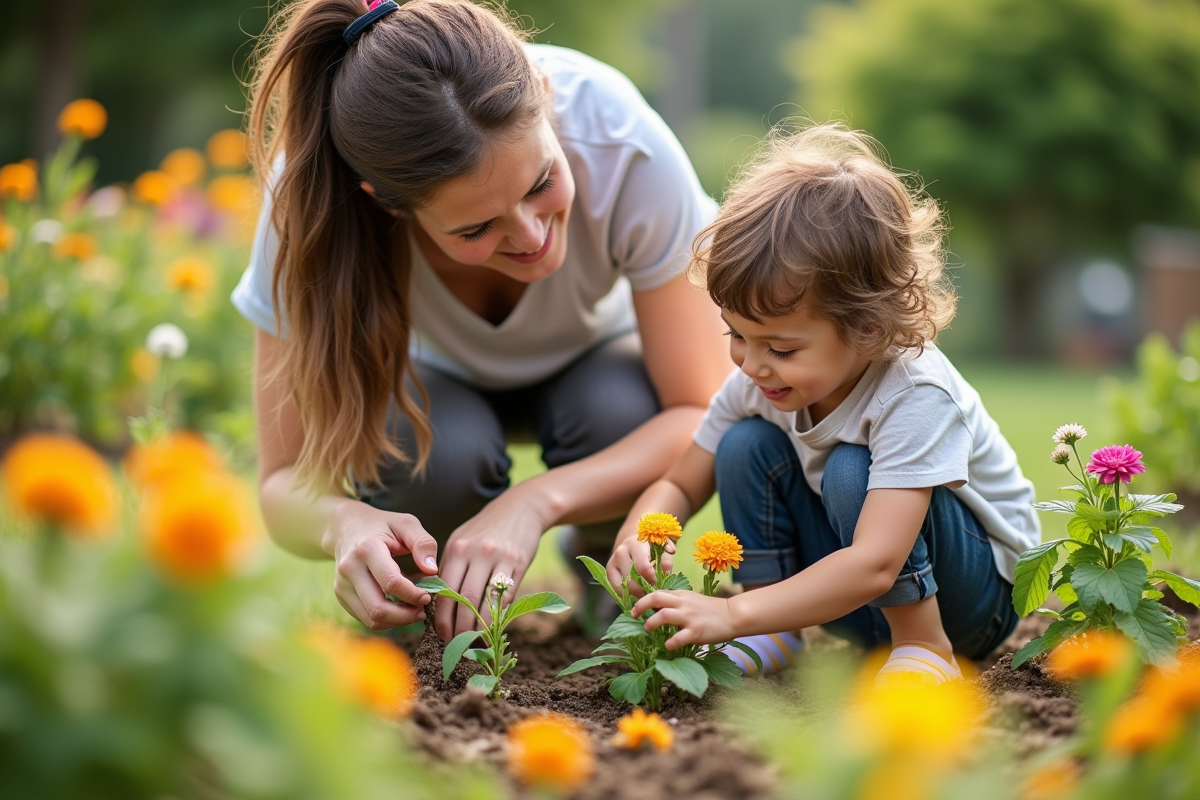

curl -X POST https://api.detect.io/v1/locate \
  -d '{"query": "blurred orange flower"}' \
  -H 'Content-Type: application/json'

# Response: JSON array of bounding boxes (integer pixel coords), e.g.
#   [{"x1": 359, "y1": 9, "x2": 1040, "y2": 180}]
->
[
  {"x1": 612, "y1": 707, "x2": 673, "y2": 751},
  {"x1": 207, "y1": 175, "x2": 259, "y2": 215},
  {"x1": 849, "y1": 675, "x2": 983, "y2": 762},
  {"x1": 160, "y1": 148, "x2": 207, "y2": 187},
  {"x1": 57, "y1": 99, "x2": 108, "y2": 140},
  {"x1": 636, "y1": 512, "x2": 683, "y2": 546},
  {"x1": 131, "y1": 170, "x2": 179, "y2": 206},
  {"x1": 165, "y1": 255, "x2": 215, "y2": 296},
  {"x1": 1104, "y1": 695, "x2": 1180, "y2": 755},
  {"x1": 124, "y1": 431, "x2": 224, "y2": 490},
  {"x1": 140, "y1": 470, "x2": 256, "y2": 584},
  {"x1": 507, "y1": 712, "x2": 594, "y2": 794},
  {"x1": 1047, "y1": 631, "x2": 1131, "y2": 680},
  {"x1": 1, "y1": 433, "x2": 118, "y2": 536},
  {"x1": 1023, "y1": 759, "x2": 1079, "y2": 800},
  {"x1": 693, "y1": 530, "x2": 743, "y2": 573},
  {"x1": 130, "y1": 348, "x2": 159, "y2": 382},
  {"x1": 308, "y1": 625, "x2": 420, "y2": 719},
  {"x1": 0, "y1": 221, "x2": 14, "y2": 252},
  {"x1": 206, "y1": 129, "x2": 248, "y2": 170},
  {"x1": 0, "y1": 161, "x2": 38, "y2": 202},
  {"x1": 53, "y1": 232, "x2": 98, "y2": 261}
]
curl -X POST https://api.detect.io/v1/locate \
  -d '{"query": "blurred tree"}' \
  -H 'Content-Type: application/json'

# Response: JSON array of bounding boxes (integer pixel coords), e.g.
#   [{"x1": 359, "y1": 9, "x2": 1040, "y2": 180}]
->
[{"x1": 790, "y1": 0, "x2": 1200, "y2": 357}]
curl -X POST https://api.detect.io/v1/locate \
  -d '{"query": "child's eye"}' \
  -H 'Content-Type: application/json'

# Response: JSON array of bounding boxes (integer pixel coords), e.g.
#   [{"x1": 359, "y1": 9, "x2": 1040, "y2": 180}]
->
[
  {"x1": 767, "y1": 346, "x2": 796, "y2": 359},
  {"x1": 723, "y1": 328, "x2": 743, "y2": 340},
  {"x1": 460, "y1": 221, "x2": 492, "y2": 242}
]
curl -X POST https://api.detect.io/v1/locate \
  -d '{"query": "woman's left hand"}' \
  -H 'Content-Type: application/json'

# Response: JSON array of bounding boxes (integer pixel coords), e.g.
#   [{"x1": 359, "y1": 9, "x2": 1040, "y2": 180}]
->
[
  {"x1": 435, "y1": 486, "x2": 549, "y2": 642},
  {"x1": 631, "y1": 590, "x2": 737, "y2": 650}
]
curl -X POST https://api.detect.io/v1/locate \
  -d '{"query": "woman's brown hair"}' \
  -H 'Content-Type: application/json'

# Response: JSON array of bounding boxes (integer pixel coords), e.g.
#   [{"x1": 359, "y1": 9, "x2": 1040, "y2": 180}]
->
[
  {"x1": 690, "y1": 122, "x2": 955, "y2": 356},
  {"x1": 247, "y1": 0, "x2": 542, "y2": 490}
]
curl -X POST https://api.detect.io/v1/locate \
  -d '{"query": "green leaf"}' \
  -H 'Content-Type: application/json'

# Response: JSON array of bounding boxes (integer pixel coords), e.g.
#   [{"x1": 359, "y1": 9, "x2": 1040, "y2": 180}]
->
[
  {"x1": 1053, "y1": 567, "x2": 1078, "y2": 605},
  {"x1": 699, "y1": 650, "x2": 743, "y2": 689},
  {"x1": 1012, "y1": 617, "x2": 1089, "y2": 668},
  {"x1": 503, "y1": 591, "x2": 570, "y2": 625},
  {"x1": 603, "y1": 614, "x2": 650, "y2": 640},
  {"x1": 609, "y1": 670, "x2": 650, "y2": 704},
  {"x1": 726, "y1": 640, "x2": 765, "y2": 675},
  {"x1": 592, "y1": 641, "x2": 629, "y2": 656},
  {"x1": 628, "y1": 563, "x2": 655, "y2": 596},
  {"x1": 1072, "y1": 560, "x2": 1147, "y2": 613},
  {"x1": 467, "y1": 674, "x2": 500, "y2": 695},
  {"x1": 1125, "y1": 493, "x2": 1184, "y2": 516},
  {"x1": 1151, "y1": 528, "x2": 1173, "y2": 560},
  {"x1": 1075, "y1": 503, "x2": 1122, "y2": 526},
  {"x1": 1150, "y1": 570, "x2": 1200, "y2": 607},
  {"x1": 415, "y1": 576, "x2": 478, "y2": 613},
  {"x1": 556, "y1": 656, "x2": 629, "y2": 679},
  {"x1": 1114, "y1": 599, "x2": 1179, "y2": 664},
  {"x1": 444, "y1": 630, "x2": 482, "y2": 681},
  {"x1": 660, "y1": 572, "x2": 693, "y2": 592},
  {"x1": 1059, "y1": 484, "x2": 1089, "y2": 497},
  {"x1": 463, "y1": 648, "x2": 491, "y2": 665},
  {"x1": 577, "y1": 556, "x2": 624, "y2": 607},
  {"x1": 1067, "y1": 543, "x2": 1105, "y2": 567},
  {"x1": 1103, "y1": 526, "x2": 1158, "y2": 553},
  {"x1": 1032, "y1": 500, "x2": 1078, "y2": 514},
  {"x1": 1012, "y1": 539, "x2": 1069, "y2": 616},
  {"x1": 655, "y1": 657, "x2": 709, "y2": 698},
  {"x1": 1011, "y1": 636, "x2": 1049, "y2": 669}
]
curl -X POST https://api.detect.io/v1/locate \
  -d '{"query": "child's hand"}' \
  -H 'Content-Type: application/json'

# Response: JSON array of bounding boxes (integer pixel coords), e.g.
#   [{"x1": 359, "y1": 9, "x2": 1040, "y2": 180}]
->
[
  {"x1": 631, "y1": 590, "x2": 736, "y2": 650},
  {"x1": 607, "y1": 536, "x2": 674, "y2": 599}
]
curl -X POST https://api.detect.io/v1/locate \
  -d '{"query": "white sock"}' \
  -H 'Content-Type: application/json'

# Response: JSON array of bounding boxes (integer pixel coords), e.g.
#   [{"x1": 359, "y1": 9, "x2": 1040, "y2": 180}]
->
[
  {"x1": 875, "y1": 644, "x2": 962, "y2": 687},
  {"x1": 724, "y1": 631, "x2": 804, "y2": 675}
]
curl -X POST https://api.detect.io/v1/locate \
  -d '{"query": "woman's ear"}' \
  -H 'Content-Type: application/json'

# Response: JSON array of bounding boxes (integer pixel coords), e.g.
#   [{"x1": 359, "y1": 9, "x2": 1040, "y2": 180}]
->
[
  {"x1": 360, "y1": 181, "x2": 407, "y2": 219},
  {"x1": 360, "y1": 181, "x2": 377, "y2": 198}
]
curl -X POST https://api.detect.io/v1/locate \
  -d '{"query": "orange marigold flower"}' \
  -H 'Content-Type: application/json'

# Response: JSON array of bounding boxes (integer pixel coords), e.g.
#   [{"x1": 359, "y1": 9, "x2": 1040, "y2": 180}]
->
[
  {"x1": 124, "y1": 431, "x2": 224, "y2": 490},
  {"x1": 207, "y1": 174, "x2": 259, "y2": 215},
  {"x1": 1047, "y1": 631, "x2": 1131, "y2": 680},
  {"x1": 1104, "y1": 695, "x2": 1181, "y2": 755},
  {"x1": 636, "y1": 512, "x2": 683, "y2": 546},
  {"x1": 165, "y1": 255, "x2": 214, "y2": 296},
  {"x1": 0, "y1": 161, "x2": 38, "y2": 202},
  {"x1": 309, "y1": 625, "x2": 420, "y2": 719},
  {"x1": 693, "y1": 530, "x2": 743, "y2": 573},
  {"x1": 131, "y1": 170, "x2": 179, "y2": 206},
  {"x1": 1, "y1": 433, "x2": 118, "y2": 536},
  {"x1": 53, "y1": 232, "x2": 98, "y2": 261},
  {"x1": 507, "y1": 712, "x2": 594, "y2": 794},
  {"x1": 612, "y1": 707, "x2": 673, "y2": 752},
  {"x1": 140, "y1": 470, "x2": 256, "y2": 584},
  {"x1": 57, "y1": 99, "x2": 108, "y2": 139},
  {"x1": 160, "y1": 147, "x2": 207, "y2": 187},
  {"x1": 1141, "y1": 661, "x2": 1200, "y2": 715},
  {"x1": 206, "y1": 129, "x2": 248, "y2": 170},
  {"x1": 1023, "y1": 759, "x2": 1079, "y2": 800},
  {"x1": 0, "y1": 222, "x2": 14, "y2": 253}
]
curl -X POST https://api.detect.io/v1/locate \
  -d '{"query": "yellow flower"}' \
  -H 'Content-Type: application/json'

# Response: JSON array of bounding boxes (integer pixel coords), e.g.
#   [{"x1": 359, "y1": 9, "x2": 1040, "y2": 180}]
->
[
  {"x1": 53, "y1": 232, "x2": 98, "y2": 261},
  {"x1": 1, "y1": 433, "x2": 118, "y2": 537},
  {"x1": 206, "y1": 129, "x2": 248, "y2": 170},
  {"x1": 57, "y1": 99, "x2": 108, "y2": 139},
  {"x1": 1104, "y1": 695, "x2": 1181, "y2": 755},
  {"x1": 693, "y1": 530, "x2": 743, "y2": 573},
  {"x1": 848, "y1": 675, "x2": 983, "y2": 762},
  {"x1": 612, "y1": 707, "x2": 673, "y2": 751},
  {"x1": 0, "y1": 221, "x2": 15, "y2": 252},
  {"x1": 207, "y1": 174, "x2": 259, "y2": 215},
  {"x1": 1046, "y1": 631, "x2": 1131, "y2": 680},
  {"x1": 507, "y1": 712, "x2": 594, "y2": 794},
  {"x1": 160, "y1": 148, "x2": 207, "y2": 187},
  {"x1": 131, "y1": 170, "x2": 179, "y2": 206},
  {"x1": 140, "y1": 470, "x2": 256, "y2": 584},
  {"x1": 636, "y1": 512, "x2": 683, "y2": 546},
  {"x1": 165, "y1": 255, "x2": 214, "y2": 296},
  {"x1": 1023, "y1": 759, "x2": 1079, "y2": 800},
  {"x1": 0, "y1": 161, "x2": 38, "y2": 202},
  {"x1": 124, "y1": 431, "x2": 225, "y2": 491}
]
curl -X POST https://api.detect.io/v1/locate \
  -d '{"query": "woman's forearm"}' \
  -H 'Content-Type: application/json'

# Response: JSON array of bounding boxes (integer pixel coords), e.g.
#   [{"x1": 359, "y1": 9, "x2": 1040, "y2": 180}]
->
[{"x1": 259, "y1": 465, "x2": 362, "y2": 559}]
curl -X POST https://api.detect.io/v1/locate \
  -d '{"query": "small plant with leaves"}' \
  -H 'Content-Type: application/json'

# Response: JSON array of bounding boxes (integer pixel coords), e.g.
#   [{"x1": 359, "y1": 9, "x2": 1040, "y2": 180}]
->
[
  {"x1": 556, "y1": 515, "x2": 761, "y2": 711},
  {"x1": 416, "y1": 574, "x2": 569, "y2": 698},
  {"x1": 1011, "y1": 423, "x2": 1198, "y2": 667}
]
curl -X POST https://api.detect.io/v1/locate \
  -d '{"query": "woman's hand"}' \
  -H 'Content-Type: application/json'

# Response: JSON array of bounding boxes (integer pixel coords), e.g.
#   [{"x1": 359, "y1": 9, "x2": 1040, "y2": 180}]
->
[
  {"x1": 328, "y1": 502, "x2": 440, "y2": 630},
  {"x1": 606, "y1": 534, "x2": 673, "y2": 600},
  {"x1": 435, "y1": 487, "x2": 549, "y2": 642},
  {"x1": 631, "y1": 590, "x2": 737, "y2": 650}
]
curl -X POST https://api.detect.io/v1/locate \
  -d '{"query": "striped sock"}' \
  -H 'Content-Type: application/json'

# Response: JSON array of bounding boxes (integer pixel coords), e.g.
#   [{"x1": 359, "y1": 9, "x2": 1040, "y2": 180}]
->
[
  {"x1": 875, "y1": 645, "x2": 963, "y2": 687},
  {"x1": 724, "y1": 631, "x2": 804, "y2": 675}
]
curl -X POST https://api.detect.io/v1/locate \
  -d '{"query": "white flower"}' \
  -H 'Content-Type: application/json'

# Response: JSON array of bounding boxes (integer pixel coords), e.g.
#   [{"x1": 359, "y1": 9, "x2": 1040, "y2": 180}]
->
[
  {"x1": 30, "y1": 219, "x2": 64, "y2": 244},
  {"x1": 1050, "y1": 444, "x2": 1072, "y2": 465},
  {"x1": 1052, "y1": 423, "x2": 1088, "y2": 445},
  {"x1": 490, "y1": 573, "x2": 515, "y2": 595},
  {"x1": 146, "y1": 323, "x2": 188, "y2": 359},
  {"x1": 87, "y1": 186, "x2": 125, "y2": 218}
]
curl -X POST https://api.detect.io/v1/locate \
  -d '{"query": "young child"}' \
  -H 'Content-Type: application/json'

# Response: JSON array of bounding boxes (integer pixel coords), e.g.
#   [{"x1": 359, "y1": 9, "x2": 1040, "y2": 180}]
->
[{"x1": 606, "y1": 122, "x2": 1040, "y2": 684}]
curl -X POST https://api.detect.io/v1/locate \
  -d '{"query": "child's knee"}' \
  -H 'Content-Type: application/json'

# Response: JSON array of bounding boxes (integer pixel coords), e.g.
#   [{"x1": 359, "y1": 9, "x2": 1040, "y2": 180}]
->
[
  {"x1": 820, "y1": 443, "x2": 871, "y2": 526},
  {"x1": 715, "y1": 418, "x2": 794, "y2": 482}
]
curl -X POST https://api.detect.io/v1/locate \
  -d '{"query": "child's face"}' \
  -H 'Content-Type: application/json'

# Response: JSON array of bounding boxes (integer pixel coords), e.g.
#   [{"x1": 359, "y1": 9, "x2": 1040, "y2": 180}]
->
[{"x1": 723, "y1": 298, "x2": 872, "y2": 424}]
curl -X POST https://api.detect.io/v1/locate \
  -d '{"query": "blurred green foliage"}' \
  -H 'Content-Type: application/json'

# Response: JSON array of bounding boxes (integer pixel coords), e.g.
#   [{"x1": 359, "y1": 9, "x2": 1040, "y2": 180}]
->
[{"x1": 790, "y1": 0, "x2": 1200, "y2": 355}]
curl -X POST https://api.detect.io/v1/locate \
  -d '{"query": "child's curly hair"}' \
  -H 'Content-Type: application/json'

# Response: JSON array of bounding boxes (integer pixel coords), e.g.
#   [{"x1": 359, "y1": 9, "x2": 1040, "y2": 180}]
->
[{"x1": 690, "y1": 122, "x2": 955, "y2": 356}]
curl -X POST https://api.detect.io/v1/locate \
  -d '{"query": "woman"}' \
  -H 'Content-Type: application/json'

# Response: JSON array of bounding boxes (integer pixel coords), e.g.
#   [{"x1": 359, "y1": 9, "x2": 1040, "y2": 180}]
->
[{"x1": 234, "y1": 0, "x2": 729, "y2": 642}]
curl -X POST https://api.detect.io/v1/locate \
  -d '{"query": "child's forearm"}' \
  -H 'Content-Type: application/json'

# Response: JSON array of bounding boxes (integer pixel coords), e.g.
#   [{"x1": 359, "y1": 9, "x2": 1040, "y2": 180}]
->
[{"x1": 727, "y1": 546, "x2": 897, "y2": 636}]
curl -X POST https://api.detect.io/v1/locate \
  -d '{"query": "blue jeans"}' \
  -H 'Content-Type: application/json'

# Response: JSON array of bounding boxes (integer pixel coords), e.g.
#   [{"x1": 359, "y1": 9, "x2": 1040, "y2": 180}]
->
[{"x1": 715, "y1": 418, "x2": 1017, "y2": 659}]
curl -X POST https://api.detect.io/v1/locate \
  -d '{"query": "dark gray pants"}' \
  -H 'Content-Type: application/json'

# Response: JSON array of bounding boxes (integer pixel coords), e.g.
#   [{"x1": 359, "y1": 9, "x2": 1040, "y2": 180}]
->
[{"x1": 358, "y1": 332, "x2": 660, "y2": 556}]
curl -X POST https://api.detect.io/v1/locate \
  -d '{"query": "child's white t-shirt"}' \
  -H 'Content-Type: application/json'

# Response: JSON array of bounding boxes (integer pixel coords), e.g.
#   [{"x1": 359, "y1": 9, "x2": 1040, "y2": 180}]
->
[
  {"x1": 230, "y1": 44, "x2": 716, "y2": 390},
  {"x1": 693, "y1": 346, "x2": 1041, "y2": 582}
]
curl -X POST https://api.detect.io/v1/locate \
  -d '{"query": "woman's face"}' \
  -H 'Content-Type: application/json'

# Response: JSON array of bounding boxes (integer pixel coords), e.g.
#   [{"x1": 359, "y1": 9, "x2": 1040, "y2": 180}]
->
[{"x1": 410, "y1": 115, "x2": 574, "y2": 283}]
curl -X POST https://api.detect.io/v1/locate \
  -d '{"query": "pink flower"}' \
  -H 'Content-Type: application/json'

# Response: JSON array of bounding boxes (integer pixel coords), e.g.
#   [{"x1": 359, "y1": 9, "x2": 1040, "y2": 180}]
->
[{"x1": 1085, "y1": 445, "x2": 1146, "y2": 484}]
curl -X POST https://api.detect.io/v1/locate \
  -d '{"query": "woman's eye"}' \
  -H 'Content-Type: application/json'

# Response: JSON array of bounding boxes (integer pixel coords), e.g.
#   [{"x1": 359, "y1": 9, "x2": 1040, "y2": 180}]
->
[
  {"x1": 461, "y1": 222, "x2": 492, "y2": 242},
  {"x1": 528, "y1": 176, "x2": 555, "y2": 197}
]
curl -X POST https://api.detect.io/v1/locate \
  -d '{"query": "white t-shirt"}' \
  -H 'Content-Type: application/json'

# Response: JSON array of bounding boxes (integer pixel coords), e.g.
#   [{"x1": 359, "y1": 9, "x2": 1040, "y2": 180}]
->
[
  {"x1": 693, "y1": 346, "x2": 1041, "y2": 581},
  {"x1": 231, "y1": 44, "x2": 717, "y2": 389}
]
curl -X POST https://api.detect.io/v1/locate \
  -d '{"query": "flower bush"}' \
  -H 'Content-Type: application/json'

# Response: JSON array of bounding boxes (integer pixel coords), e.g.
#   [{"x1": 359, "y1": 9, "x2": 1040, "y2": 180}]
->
[
  {"x1": 557, "y1": 514, "x2": 759, "y2": 710},
  {"x1": 1011, "y1": 424, "x2": 1197, "y2": 666}
]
